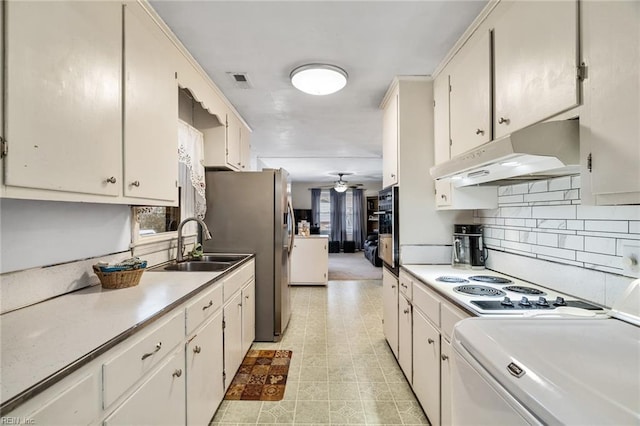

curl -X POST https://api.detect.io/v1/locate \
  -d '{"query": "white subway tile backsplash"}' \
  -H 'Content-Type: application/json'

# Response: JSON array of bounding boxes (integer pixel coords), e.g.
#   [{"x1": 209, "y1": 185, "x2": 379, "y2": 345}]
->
[
  {"x1": 564, "y1": 189, "x2": 580, "y2": 200},
  {"x1": 537, "y1": 219, "x2": 567, "y2": 230},
  {"x1": 525, "y1": 219, "x2": 537, "y2": 228},
  {"x1": 498, "y1": 195, "x2": 524, "y2": 204},
  {"x1": 584, "y1": 220, "x2": 628, "y2": 233},
  {"x1": 504, "y1": 229, "x2": 520, "y2": 241},
  {"x1": 615, "y1": 240, "x2": 640, "y2": 256},
  {"x1": 584, "y1": 236, "x2": 617, "y2": 255},
  {"x1": 576, "y1": 251, "x2": 621, "y2": 269},
  {"x1": 533, "y1": 245, "x2": 576, "y2": 261},
  {"x1": 630, "y1": 221, "x2": 640, "y2": 234},
  {"x1": 558, "y1": 234, "x2": 584, "y2": 251},
  {"x1": 504, "y1": 218, "x2": 526, "y2": 227},
  {"x1": 524, "y1": 191, "x2": 565, "y2": 203},
  {"x1": 548, "y1": 176, "x2": 572, "y2": 191},
  {"x1": 566, "y1": 220, "x2": 584, "y2": 231},
  {"x1": 528, "y1": 181, "x2": 548, "y2": 193},
  {"x1": 536, "y1": 232, "x2": 559, "y2": 247},
  {"x1": 571, "y1": 175, "x2": 581, "y2": 189},
  {"x1": 532, "y1": 205, "x2": 577, "y2": 219},
  {"x1": 501, "y1": 206, "x2": 532, "y2": 218},
  {"x1": 519, "y1": 231, "x2": 536, "y2": 244},
  {"x1": 578, "y1": 230, "x2": 640, "y2": 241},
  {"x1": 577, "y1": 205, "x2": 640, "y2": 220},
  {"x1": 501, "y1": 240, "x2": 534, "y2": 253}
]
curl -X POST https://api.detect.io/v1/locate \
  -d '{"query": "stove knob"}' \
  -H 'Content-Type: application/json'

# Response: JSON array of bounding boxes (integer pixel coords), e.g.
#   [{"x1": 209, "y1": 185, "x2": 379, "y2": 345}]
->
[
  {"x1": 554, "y1": 296, "x2": 567, "y2": 306},
  {"x1": 519, "y1": 296, "x2": 531, "y2": 307},
  {"x1": 501, "y1": 297, "x2": 514, "y2": 306},
  {"x1": 536, "y1": 297, "x2": 549, "y2": 306}
]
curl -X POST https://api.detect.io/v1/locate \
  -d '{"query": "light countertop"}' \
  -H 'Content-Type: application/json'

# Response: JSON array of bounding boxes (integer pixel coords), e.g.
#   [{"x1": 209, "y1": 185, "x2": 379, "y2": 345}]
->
[
  {"x1": 0, "y1": 265, "x2": 235, "y2": 410},
  {"x1": 294, "y1": 234, "x2": 328, "y2": 239}
]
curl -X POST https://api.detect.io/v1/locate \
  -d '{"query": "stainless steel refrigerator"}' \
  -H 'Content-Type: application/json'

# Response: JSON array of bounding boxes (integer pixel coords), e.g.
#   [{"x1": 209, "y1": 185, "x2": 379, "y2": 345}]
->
[{"x1": 203, "y1": 169, "x2": 293, "y2": 342}]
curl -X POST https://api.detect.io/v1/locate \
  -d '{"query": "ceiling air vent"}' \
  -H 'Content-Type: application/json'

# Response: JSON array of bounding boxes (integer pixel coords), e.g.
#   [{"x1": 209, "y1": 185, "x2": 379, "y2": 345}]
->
[{"x1": 227, "y1": 72, "x2": 252, "y2": 89}]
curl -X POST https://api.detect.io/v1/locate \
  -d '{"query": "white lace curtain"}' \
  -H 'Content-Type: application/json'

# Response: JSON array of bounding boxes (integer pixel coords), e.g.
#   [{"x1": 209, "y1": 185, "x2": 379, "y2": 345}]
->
[{"x1": 177, "y1": 120, "x2": 206, "y2": 219}]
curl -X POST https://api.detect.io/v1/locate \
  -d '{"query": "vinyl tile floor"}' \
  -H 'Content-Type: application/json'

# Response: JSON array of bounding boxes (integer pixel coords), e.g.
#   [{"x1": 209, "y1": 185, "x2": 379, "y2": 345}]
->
[{"x1": 210, "y1": 280, "x2": 431, "y2": 425}]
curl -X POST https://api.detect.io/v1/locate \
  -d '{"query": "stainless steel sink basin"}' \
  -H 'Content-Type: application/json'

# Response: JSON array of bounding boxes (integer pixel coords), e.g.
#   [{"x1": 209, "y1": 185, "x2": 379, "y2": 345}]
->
[
  {"x1": 153, "y1": 261, "x2": 231, "y2": 272},
  {"x1": 149, "y1": 254, "x2": 249, "y2": 272}
]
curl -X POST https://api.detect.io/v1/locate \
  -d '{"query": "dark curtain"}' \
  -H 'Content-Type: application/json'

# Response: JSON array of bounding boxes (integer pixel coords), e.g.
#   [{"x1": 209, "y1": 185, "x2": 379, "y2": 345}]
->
[
  {"x1": 310, "y1": 188, "x2": 321, "y2": 228},
  {"x1": 352, "y1": 189, "x2": 366, "y2": 250},
  {"x1": 330, "y1": 189, "x2": 346, "y2": 243}
]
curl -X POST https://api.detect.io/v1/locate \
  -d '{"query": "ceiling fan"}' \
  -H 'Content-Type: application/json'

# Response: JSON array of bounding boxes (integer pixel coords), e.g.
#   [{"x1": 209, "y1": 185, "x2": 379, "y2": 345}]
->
[{"x1": 318, "y1": 172, "x2": 364, "y2": 193}]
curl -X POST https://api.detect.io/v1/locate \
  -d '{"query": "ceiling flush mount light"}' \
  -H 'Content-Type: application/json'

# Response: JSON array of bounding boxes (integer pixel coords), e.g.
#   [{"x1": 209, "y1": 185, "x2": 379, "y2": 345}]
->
[{"x1": 290, "y1": 64, "x2": 348, "y2": 95}]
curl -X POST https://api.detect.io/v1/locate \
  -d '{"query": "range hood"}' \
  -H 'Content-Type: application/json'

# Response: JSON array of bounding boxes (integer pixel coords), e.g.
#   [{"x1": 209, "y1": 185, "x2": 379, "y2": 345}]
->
[{"x1": 430, "y1": 120, "x2": 579, "y2": 187}]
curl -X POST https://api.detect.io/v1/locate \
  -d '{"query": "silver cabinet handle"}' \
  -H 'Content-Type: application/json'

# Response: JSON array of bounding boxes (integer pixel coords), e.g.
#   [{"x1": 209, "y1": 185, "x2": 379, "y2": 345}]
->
[
  {"x1": 475, "y1": 129, "x2": 485, "y2": 135},
  {"x1": 193, "y1": 346, "x2": 202, "y2": 354},
  {"x1": 441, "y1": 354, "x2": 449, "y2": 361},
  {"x1": 106, "y1": 176, "x2": 117, "y2": 184},
  {"x1": 141, "y1": 342, "x2": 162, "y2": 360},
  {"x1": 131, "y1": 180, "x2": 140, "y2": 187},
  {"x1": 428, "y1": 338, "x2": 434, "y2": 344},
  {"x1": 202, "y1": 300, "x2": 213, "y2": 311},
  {"x1": 172, "y1": 369, "x2": 182, "y2": 378},
  {"x1": 498, "y1": 117, "x2": 510, "y2": 125}
]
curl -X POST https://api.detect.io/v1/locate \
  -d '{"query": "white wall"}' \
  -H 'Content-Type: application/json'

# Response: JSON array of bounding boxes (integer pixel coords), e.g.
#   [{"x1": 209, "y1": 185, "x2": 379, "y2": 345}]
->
[
  {"x1": 0, "y1": 199, "x2": 131, "y2": 274},
  {"x1": 290, "y1": 181, "x2": 382, "y2": 210}
]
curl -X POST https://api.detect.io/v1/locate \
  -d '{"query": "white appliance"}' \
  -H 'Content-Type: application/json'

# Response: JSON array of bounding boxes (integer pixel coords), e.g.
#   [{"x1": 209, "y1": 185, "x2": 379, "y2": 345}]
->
[{"x1": 450, "y1": 279, "x2": 640, "y2": 425}]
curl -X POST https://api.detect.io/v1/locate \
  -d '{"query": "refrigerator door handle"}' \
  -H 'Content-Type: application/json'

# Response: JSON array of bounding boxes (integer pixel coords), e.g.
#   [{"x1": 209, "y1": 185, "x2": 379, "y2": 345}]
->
[{"x1": 287, "y1": 201, "x2": 295, "y2": 256}]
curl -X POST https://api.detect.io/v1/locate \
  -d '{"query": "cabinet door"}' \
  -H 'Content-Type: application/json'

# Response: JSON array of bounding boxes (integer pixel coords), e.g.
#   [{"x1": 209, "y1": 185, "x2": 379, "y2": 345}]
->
[
  {"x1": 449, "y1": 29, "x2": 492, "y2": 156},
  {"x1": 240, "y1": 125, "x2": 251, "y2": 170},
  {"x1": 226, "y1": 113, "x2": 242, "y2": 170},
  {"x1": 123, "y1": 3, "x2": 178, "y2": 202},
  {"x1": 440, "y1": 340, "x2": 453, "y2": 426},
  {"x1": 5, "y1": 1, "x2": 121, "y2": 196},
  {"x1": 433, "y1": 73, "x2": 450, "y2": 166},
  {"x1": 224, "y1": 291, "x2": 244, "y2": 381},
  {"x1": 412, "y1": 310, "x2": 440, "y2": 426},
  {"x1": 493, "y1": 0, "x2": 578, "y2": 138},
  {"x1": 382, "y1": 89, "x2": 399, "y2": 187},
  {"x1": 582, "y1": 1, "x2": 640, "y2": 200},
  {"x1": 241, "y1": 280, "x2": 256, "y2": 354},
  {"x1": 382, "y1": 267, "x2": 399, "y2": 358},
  {"x1": 290, "y1": 238, "x2": 328, "y2": 284},
  {"x1": 187, "y1": 311, "x2": 224, "y2": 426},
  {"x1": 104, "y1": 349, "x2": 186, "y2": 426},
  {"x1": 398, "y1": 294, "x2": 412, "y2": 385}
]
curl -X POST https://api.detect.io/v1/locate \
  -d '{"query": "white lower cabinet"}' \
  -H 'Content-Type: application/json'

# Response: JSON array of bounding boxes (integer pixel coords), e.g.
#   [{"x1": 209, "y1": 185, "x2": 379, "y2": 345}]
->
[
  {"x1": 413, "y1": 310, "x2": 441, "y2": 426},
  {"x1": 382, "y1": 267, "x2": 399, "y2": 358},
  {"x1": 404, "y1": 268, "x2": 472, "y2": 426},
  {"x1": 290, "y1": 236, "x2": 328, "y2": 285},
  {"x1": 223, "y1": 290, "x2": 244, "y2": 383},
  {"x1": 398, "y1": 293, "x2": 413, "y2": 385},
  {"x1": 241, "y1": 278, "x2": 256, "y2": 354},
  {"x1": 103, "y1": 348, "x2": 186, "y2": 426},
  {"x1": 186, "y1": 310, "x2": 224, "y2": 426}
]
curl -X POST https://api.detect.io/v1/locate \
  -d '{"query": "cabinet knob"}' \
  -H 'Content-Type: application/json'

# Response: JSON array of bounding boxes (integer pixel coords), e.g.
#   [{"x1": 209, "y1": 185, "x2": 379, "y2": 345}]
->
[
  {"x1": 498, "y1": 117, "x2": 510, "y2": 125},
  {"x1": 441, "y1": 194, "x2": 447, "y2": 200},
  {"x1": 391, "y1": 285, "x2": 396, "y2": 289},
  {"x1": 441, "y1": 354, "x2": 449, "y2": 361},
  {"x1": 391, "y1": 173, "x2": 396, "y2": 178},
  {"x1": 131, "y1": 180, "x2": 140, "y2": 187},
  {"x1": 245, "y1": 295, "x2": 250, "y2": 299},
  {"x1": 141, "y1": 342, "x2": 162, "y2": 360},
  {"x1": 428, "y1": 338, "x2": 434, "y2": 344},
  {"x1": 202, "y1": 300, "x2": 213, "y2": 311},
  {"x1": 172, "y1": 369, "x2": 183, "y2": 378},
  {"x1": 403, "y1": 308, "x2": 410, "y2": 314},
  {"x1": 193, "y1": 345, "x2": 202, "y2": 354},
  {"x1": 475, "y1": 129, "x2": 485, "y2": 135},
  {"x1": 106, "y1": 176, "x2": 117, "y2": 184}
]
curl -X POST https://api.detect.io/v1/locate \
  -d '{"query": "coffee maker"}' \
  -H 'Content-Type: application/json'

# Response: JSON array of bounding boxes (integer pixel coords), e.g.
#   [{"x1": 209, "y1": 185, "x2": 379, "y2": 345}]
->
[{"x1": 452, "y1": 224, "x2": 486, "y2": 269}]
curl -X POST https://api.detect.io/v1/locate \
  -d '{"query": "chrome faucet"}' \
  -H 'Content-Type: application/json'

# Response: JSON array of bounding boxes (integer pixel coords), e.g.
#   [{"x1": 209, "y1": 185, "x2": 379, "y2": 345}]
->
[{"x1": 176, "y1": 217, "x2": 212, "y2": 262}]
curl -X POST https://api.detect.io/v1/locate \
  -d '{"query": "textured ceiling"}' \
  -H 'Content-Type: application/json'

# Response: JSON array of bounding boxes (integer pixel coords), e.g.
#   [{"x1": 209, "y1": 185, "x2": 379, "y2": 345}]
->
[{"x1": 151, "y1": 1, "x2": 487, "y2": 183}]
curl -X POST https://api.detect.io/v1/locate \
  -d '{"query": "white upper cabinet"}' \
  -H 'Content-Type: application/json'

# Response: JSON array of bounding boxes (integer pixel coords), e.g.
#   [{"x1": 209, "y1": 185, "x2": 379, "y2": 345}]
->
[
  {"x1": 4, "y1": 1, "x2": 122, "y2": 196},
  {"x1": 493, "y1": 0, "x2": 579, "y2": 138},
  {"x1": 581, "y1": 1, "x2": 640, "y2": 205},
  {"x1": 226, "y1": 113, "x2": 243, "y2": 170},
  {"x1": 123, "y1": 3, "x2": 178, "y2": 203},
  {"x1": 433, "y1": 73, "x2": 450, "y2": 166},
  {"x1": 382, "y1": 87, "x2": 399, "y2": 188},
  {"x1": 449, "y1": 28, "x2": 492, "y2": 157}
]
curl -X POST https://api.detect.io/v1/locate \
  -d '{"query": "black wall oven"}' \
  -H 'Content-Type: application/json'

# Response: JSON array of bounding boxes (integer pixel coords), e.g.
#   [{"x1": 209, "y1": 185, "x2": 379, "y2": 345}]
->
[{"x1": 378, "y1": 186, "x2": 399, "y2": 275}]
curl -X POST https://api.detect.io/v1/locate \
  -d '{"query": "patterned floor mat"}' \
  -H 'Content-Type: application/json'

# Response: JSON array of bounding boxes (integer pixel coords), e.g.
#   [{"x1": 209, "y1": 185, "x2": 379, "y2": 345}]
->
[{"x1": 224, "y1": 349, "x2": 292, "y2": 401}]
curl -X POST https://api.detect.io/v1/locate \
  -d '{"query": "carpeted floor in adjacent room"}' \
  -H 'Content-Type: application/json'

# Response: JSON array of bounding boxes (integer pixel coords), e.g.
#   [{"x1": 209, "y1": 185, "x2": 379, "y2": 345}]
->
[{"x1": 327, "y1": 252, "x2": 382, "y2": 280}]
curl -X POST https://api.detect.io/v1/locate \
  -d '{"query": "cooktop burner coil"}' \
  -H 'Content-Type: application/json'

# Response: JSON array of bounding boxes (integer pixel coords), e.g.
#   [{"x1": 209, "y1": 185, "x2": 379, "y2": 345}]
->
[
  {"x1": 436, "y1": 276, "x2": 469, "y2": 283},
  {"x1": 469, "y1": 275, "x2": 513, "y2": 284},
  {"x1": 503, "y1": 285, "x2": 547, "y2": 296},
  {"x1": 453, "y1": 285, "x2": 507, "y2": 297}
]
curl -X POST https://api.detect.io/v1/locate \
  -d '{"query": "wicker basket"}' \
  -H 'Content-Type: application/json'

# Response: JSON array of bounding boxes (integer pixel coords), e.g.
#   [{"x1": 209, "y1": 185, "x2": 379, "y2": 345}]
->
[{"x1": 93, "y1": 265, "x2": 145, "y2": 289}]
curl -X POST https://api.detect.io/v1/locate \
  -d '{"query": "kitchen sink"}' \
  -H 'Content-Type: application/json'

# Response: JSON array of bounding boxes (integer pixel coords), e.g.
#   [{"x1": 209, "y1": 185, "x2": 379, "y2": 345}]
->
[{"x1": 149, "y1": 254, "x2": 250, "y2": 272}]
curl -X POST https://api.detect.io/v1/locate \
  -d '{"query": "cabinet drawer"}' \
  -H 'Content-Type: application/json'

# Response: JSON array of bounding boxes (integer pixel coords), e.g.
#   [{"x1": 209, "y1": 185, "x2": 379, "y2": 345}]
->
[
  {"x1": 412, "y1": 281, "x2": 440, "y2": 327},
  {"x1": 186, "y1": 283, "x2": 223, "y2": 334},
  {"x1": 224, "y1": 260, "x2": 254, "y2": 302},
  {"x1": 398, "y1": 271, "x2": 413, "y2": 300},
  {"x1": 103, "y1": 312, "x2": 184, "y2": 408},
  {"x1": 440, "y1": 302, "x2": 470, "y2": 342}
]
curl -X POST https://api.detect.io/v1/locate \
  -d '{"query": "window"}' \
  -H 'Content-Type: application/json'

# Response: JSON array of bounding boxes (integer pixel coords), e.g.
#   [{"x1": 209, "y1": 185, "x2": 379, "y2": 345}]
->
[{"x1": 318, "y1": 189, "x2": 355, "y2": 240}]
